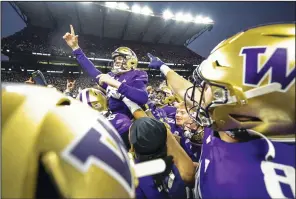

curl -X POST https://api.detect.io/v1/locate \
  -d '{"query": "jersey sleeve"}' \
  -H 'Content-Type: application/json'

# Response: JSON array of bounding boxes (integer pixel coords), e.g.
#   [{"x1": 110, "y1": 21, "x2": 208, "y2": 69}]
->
[
  {"x1": 73, "y1": 48, "x2": 102, "y2": 81},
  {"x1": 118, "y1": 71, "x2": 149, "y2": 105}
]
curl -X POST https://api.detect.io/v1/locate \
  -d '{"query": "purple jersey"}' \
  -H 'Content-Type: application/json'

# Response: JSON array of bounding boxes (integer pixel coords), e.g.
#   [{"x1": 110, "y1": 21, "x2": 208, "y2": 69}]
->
[
  {"x1": 106, "y1": 70, "x2": 148, "y2": 118},
  {"x1": 152, "y1": 108, "x2": 168, "y2": 121},
  {"x1": 105, "y1": 113, "x2": 132, "y2": 149},
  {"x1": 167, "y1": 120, "x2": 199, "y2": 162},
  {"x1": 166, "y1": 118, "x2": 183, "y2": 136},
  {"x1": 136, "y1": 164, "x2": 189, "y2": 199},
  {"x1": 195, "y1": 128, "x2": 295, "y2": 199},
  {"x1": 73, "y1": 48, "x2": 148, "y2": 118},
  {"x1": 106, "y1": 113, "x2": 131, "y2": 135},
  {"x1": 161, "y1": 105, "x2": 177, "y2": 119}
]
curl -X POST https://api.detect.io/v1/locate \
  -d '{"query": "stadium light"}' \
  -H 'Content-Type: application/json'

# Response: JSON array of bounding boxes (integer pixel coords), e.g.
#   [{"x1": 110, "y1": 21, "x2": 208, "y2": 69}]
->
[
  {"x1": 117, "y1": 2, "x2": 129, "y2": 10},
  {"x1": 202, "y1": 17, "x2": 214, "y2": 24},
  {"x1": 105, "y1": 2, "x2": 117, "y2": 9},
  {"x1": 183, "y1": 13, "x2": 193, "y2": 22},
  {"x1": 132, "y1": 4, "x2": 141, "y2": 13},
  {"x1": 163, "y1": 10, "x2": 174, "y2": 20},
  {"x1": 6, "y1": 49, "x2": 10, "y2": 52},
  {"x1": 141, "y1": 6, "x2": 153, "y2": 15},
  {"x1": 175, "y1": 12, "x2": 184, "y2": 21},
  {"x1": 194, "y1": 15, "x2": 204, "y2": 24}
]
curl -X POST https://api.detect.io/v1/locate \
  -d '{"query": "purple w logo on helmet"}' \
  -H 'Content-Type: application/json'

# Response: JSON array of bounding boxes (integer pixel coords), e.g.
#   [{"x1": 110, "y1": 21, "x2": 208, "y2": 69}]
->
[
  {"x1": 240, "y1": 47, "x2": 295, "y2": 92},
  {"x1": 61, "y1": 117, "x2": 134, "y2": 197}
]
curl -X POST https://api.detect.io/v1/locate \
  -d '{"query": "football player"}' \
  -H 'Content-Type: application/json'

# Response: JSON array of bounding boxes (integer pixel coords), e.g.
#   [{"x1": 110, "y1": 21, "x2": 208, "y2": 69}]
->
[
  {"x1": 77, "y1": 87, "x2": 108, "y2": 112},
  {"x1": 2, "y1": 83, "x2": 136, "y2": 198},
  {"x1": 2, "y1": 83, "x2": 168, "y2": 199},
  {"x1": 77, "y1": 87, "x2": 132, "y2": 149},
  {"x1": 166, "y1": 102, "x2": 201, "y2": 162},
  {"x1": 63, "y1": 25, "x2": 148, "y2": 119},
  {"x1": 147, "y1": 23, "x2": 296, "y2": 198}
]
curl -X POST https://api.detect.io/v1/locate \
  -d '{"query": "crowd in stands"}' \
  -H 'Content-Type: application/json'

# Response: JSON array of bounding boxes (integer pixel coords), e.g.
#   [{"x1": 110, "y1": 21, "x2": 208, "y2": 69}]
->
[
  {"x1": 1, "y1": 71, "x2": 96, "y2": 97},
  {"x1": 2, "y1": 26, "x2": 204, "y2": 65},
  {"x1": 1, "y1": 70, "x2": 170, "y2": 96}
]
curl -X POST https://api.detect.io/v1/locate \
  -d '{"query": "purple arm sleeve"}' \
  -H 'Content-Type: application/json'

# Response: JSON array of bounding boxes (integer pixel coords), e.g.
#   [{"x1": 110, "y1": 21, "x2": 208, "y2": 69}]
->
[
  {"x1": 136, "y1": 187, "x2": 146, "y2": 199},
  {"x1": 118, "y1": 80, "x2": 148, "y2": 105},
  {"x1": 72, "y1": 48, "x2": 102, "y2": 80}
]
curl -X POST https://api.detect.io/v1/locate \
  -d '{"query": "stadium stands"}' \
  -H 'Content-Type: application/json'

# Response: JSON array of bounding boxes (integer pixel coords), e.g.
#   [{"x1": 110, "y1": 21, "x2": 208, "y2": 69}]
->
[
  {"x1": 2, "y1": 26, "x2": 203, "y2": 65},
  {"x1": 2, "y1": 2, "x2": 211, "y2": 94}
]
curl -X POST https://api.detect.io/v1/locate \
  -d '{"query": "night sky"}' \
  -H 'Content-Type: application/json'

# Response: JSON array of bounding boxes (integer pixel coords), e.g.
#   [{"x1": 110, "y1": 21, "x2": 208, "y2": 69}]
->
[{"x1": 1, "y1": 1, "x2": 295, "y2": 59}]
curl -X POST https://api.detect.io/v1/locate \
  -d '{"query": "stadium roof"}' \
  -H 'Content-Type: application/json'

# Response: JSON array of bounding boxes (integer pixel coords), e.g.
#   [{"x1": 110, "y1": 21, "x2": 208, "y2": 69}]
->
[{"x1": 13, "y1": 2, "x2": 213, "y2": 46}]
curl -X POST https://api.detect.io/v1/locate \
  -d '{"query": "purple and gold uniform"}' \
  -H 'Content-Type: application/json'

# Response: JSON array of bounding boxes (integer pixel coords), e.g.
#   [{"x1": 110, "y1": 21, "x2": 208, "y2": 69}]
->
[
  {"x1": 2, "y1": 84, "x2": 137, "y2": 198},
  {"x1": 196, "y1": 128, "x2": 295, "y2": 199},
  {"x1": 73, "y1": 47, "x2": 148, "y2": 118}
]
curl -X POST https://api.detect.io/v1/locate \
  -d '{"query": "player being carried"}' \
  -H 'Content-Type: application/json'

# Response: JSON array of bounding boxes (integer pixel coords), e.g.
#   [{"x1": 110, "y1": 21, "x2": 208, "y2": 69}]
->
[{"x1": 63, "y1": 25, "x2": 148, "y2": 119}]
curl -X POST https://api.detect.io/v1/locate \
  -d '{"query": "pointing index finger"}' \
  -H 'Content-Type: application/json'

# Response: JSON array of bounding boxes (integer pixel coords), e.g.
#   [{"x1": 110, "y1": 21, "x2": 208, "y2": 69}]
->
[{"x1": 70, "y1": 24, "x2": 75, "y2": 36}]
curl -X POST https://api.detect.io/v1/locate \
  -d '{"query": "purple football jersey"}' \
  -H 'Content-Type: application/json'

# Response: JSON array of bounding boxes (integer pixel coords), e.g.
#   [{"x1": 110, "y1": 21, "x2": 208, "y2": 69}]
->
[
  {"x1": 106, "y1": 113, "x2": 132, "y2": 135},
  {"x1": 151, "y1": 107, "x2": 168, "y2": 121},
  {"x1": 107, "y1": 70, "x2": 148, "y2": 118},
  {"x1": 167, "y1": 120, "x2": 200, "y2": 162},
  {"x1": 161, "y1": 105, "x2": 177, "y2": 119},
  {"x1": 195, "y1": 128, "x2": 295, "y2": 199},
  {"x1": 73, "y1": 48, "x2": 148, "y2": 119},
  {"x1": 136, "y1": 164, "x2": 189, "y2": 199}
]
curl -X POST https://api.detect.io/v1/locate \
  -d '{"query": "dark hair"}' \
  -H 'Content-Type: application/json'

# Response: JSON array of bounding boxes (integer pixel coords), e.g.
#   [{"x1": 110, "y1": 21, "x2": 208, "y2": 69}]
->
[{"x1": 129, "y1": 117, "x2": 174, "y2": 190}]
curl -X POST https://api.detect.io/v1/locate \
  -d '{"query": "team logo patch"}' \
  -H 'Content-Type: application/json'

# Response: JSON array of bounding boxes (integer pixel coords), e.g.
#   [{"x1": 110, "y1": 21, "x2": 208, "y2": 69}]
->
[
  {"x1": 240, "y1": 47, "x2": 295, "y2": 92},
  {"x1": 61, "y1": 117, "x2": 134, "y2": 197}
]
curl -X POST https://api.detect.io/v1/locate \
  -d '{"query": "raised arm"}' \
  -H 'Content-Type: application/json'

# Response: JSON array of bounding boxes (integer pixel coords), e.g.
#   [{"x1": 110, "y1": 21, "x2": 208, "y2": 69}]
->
[
  {"x1": 147, "y1": 53, "x2": 201, "y2": 106},
  {"x1": 63, "y1": 25, "x2": 102, "y2": 80}
]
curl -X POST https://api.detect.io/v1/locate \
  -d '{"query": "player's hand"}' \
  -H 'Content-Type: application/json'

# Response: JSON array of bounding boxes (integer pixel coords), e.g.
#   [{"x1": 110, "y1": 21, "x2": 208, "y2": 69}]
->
[
  {"x1": 97, "y1": 74, "x2": 121, "y2": 88},
  {"x1": 106, "y1": 86, "x2": 123, "y2": 100},
  {"x1": 63, "y1": 25, "x2": 79, "y2": 50},
  {"x1": 147, "y1": 53, "x2": 164, "y2": 70},
  {"x1": 25, "y1": 77, "x2": 35, "y2": 84}
]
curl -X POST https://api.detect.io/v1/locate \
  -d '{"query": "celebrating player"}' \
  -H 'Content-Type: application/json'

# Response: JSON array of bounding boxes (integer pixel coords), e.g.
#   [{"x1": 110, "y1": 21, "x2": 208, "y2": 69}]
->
[
  {"x1": 77, "y1": 87, "x2": 132, "y2": 149},
  {"x1": 2, "y1": 83, "x2": 168, "y2": 198},
  {"x1": 63, "y1": 25, "x2": 148, "y2": 119},
  {"x1": 2, "y1": 83, "x2": 137, "y2": 198},
  {"x1": 147, "y1": 23, "x2": 296, "y2": 198}
]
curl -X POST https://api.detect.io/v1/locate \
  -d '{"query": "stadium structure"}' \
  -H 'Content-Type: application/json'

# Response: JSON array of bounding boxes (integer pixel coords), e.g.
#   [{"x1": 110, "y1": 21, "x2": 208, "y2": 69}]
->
[{"x1": 1, "y1": 2, "x2": 213, "y2": 86}]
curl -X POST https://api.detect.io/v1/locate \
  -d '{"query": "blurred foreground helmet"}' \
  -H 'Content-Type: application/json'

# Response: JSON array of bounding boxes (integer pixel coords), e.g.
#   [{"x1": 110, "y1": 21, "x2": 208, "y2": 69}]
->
[
  {"x1": 187, "y1": 23, "x2": 295, "y2": 139},
  {"x1": 111, "y1": 47, "x2": 138, "y2": 74},
  {"x1": 77, "y1": 87, "x2": 107, "y2": 112},
  {"x1": 2, "y1": 84, "x2": 136, "y2": 198}
]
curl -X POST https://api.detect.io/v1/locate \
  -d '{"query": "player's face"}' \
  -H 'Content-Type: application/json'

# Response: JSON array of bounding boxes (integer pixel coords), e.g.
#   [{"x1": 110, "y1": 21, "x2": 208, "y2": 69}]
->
[
  {"x1": 114, "y1": 56, "x2": 126, "y2": 68},
  {"x1": 175, "y1": 106, "x2": 191, "y2": 126}
]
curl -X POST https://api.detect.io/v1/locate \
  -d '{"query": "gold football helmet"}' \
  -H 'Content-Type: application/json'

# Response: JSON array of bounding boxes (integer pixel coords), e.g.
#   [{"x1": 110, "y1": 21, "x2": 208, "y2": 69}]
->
[
  {"x1": 77, "y1": 87, "x2": 108, "y2": 112},
  {"x1": 111, "y1": 47, "x2": 138, "y2": 74},
  {"x1": 2, "y1": 84, "x2": 136, "y2": 198},
  {"x1": 187, "y1": 23, "x2": 295, "y2": 139}
]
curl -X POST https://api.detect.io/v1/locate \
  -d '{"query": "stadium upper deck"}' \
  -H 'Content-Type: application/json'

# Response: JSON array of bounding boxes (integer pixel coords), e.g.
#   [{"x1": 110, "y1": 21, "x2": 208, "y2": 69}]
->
[{"x1": 12, "y1": 2, "x2": 213, "y2": 46}]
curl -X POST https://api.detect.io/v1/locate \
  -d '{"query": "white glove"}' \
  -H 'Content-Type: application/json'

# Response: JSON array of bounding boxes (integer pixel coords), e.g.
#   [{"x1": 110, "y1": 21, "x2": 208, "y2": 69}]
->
[{"x1": 106, "y1": 86, "x2": 123, "y2": 99}]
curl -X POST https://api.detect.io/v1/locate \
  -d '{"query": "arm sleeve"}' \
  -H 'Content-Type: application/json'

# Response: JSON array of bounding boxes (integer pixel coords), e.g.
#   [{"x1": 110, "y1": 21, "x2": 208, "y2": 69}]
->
[
  {"x1": 118, "y1": 80, "x2": 148, "y2": 105},
  {"x1": 72, "y1": 48, "x2": 102, "y2": 81},
  {"x1": 135, "y1": 187, "x2": 146, "y2": 199}
]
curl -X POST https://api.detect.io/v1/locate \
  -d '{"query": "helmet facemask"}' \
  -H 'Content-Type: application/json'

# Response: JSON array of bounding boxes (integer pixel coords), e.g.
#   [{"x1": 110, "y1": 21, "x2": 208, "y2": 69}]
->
[
  {"x1": 111, "y1": 47, "x2": 138, "y2": 74},
  {"x1": 185, "y1": 61, "x2": 230, "y2": 127},
  {"x1": 112, "y1": 55, "x2": 129, "y2": 74}
]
